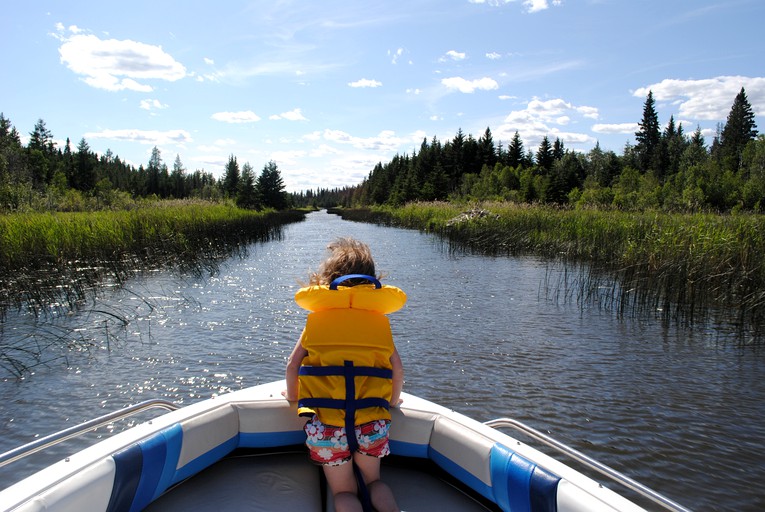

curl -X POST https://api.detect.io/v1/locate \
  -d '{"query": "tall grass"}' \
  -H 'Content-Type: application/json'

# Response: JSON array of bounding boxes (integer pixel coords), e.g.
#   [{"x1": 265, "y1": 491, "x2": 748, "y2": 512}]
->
[
  {"x1": 333, "y1": 202, "x2": 765, "y2": 341},
  {"x1": 0, "y1": 202, "x2": 305, "y2": 315},
  {"x1": 1, "y1": 202, "x2": 306, "y2": 377}
]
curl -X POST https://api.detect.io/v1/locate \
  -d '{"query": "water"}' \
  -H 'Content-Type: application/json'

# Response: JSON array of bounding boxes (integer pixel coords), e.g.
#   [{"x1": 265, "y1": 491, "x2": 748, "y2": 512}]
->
[{"x1": 1, "y1": 210, "x2": 763, "y2": 511}]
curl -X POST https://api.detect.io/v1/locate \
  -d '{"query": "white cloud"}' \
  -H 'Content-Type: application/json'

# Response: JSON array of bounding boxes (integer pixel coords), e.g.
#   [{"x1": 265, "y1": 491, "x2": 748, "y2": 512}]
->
[
  {"x1": 524, "y1": 0, "x2": 562, "y2": 13},
  {"x1": 203, "y1": 57, "x2": 215, "y2": 65},
  {"x1": 139, "y1": 99, "x2": 168, "y2": 111},
  {"x1": 592, "y1": 123, "x2": 638, "y2": 134},
  {"x1": 441, "y1": 76, "x2": 499, "y2": 93},
  {"x1": 57, "y1": 31, "x2": 186, "y2": 92},
  {"x1": 348, "y1": 78, "x2": 383, "y2": 88},
  {"x1": 321, "y1": 129, "x2": 421, "y2": 152},
  {"x1": 389, "y1": 48, "x2": 405, "y2": 64},
  {"x1": 211, "y1": 111, "x2": 261, "y2": 123},
  {"x1": 83, "y1": 128, "x2": 192, "y2": 146},
  {"x1": 495, "y1": 96, "x2": 598, "y2": 148},
  {"x1": 440, "y1": 50, "x2": 466, "y2": 62},
  {"x1": 633, "y1": 76, "x2": 765, "y2": 120},
  {"x1": 486, "y1": 52, "x2": 502, "y2": 60},
  {"x1": 269, "y1": 108, "x2": 308, "y2": 121}
]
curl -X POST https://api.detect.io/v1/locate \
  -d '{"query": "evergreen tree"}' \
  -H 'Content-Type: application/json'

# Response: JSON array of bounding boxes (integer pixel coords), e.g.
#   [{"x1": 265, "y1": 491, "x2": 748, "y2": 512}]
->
[
  {"x1": 236, "y1": 162, "x2": 259, "y2": 209},
  {"x1": 74, "y1": 137, "x2": 96, "y2": 191},
  {"x1": 635, "y1": 90, "x2": 661, "y2": 172},
  {"x1": 478, "y1": 127, "x2": 497, "y2": 169},
  {"x1": 552, "y1": 137, "x2": 565, "y2": 160},
  {"x1": 536, "y1": 136, "x2": 554, "y2": 174},
  {"x1": 256, "y1": 160, "x2": 288, "y2": 209},
  {"x1": 170, "y1": 154, "x2": 187, "y2": 198},
  {"x1": 507, "y1": 131, "x2": 525, "y2": 168},
  {"x1": 222, "y1": 155, "x2": 240, "y2": 198},
  {"x1": 719, "y1": 87, "x2": 758, "y2": 171}
]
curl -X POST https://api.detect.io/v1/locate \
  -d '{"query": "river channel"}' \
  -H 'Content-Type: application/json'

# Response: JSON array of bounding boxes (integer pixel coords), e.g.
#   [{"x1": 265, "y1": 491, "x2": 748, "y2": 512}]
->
[{"x1": 1, "y1": 209, "x2": 763, "y2": 511}]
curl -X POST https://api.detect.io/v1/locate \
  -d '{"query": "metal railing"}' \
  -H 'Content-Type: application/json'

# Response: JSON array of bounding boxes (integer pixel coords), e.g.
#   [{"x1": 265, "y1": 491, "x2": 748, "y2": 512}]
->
[
  {"x1": 484, "y1": 417, "x2": 693, "y2": 512},
  {"x1": 0, "y1": 399, "x2": 179, "y2": 468}
]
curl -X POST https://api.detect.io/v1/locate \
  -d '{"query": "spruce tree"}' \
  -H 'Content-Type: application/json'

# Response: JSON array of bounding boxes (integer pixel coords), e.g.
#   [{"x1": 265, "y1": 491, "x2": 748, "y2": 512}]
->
[
  {"x1": 256, "y1": 160, "x2": 288, "y2": 210},
  {"x1": 507, "y1": 131, "x2": 525, "y2": 168},
  {"x1": 720, "y1": 87, "x2": 758, "y2": 171},
  {"x1": 536, "y1": 136, "x2": 554, "y2": 173},
  {"x1": 635, "y1": 90, "x2": 661, "y2": 172}
]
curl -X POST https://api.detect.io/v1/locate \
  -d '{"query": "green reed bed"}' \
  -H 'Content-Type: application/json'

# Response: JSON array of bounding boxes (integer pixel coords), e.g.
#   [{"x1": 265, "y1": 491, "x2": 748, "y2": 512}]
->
[
  {"x1": 335, "y1": 202, "x2": 765, "y2": 340},
  {"x1": 0, "y1": 203, "x2": 305, "y2": 314}
]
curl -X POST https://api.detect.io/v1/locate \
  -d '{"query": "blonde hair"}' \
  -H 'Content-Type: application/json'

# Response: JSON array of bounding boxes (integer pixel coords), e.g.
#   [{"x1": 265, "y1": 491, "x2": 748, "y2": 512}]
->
[{"x1": 309, "y1": 237, "x2": 377, "y2": 286}]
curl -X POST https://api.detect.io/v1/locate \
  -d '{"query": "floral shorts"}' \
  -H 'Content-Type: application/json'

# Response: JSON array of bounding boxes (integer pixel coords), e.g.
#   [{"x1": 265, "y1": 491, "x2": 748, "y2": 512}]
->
[{"x1": 304, "y1": 415, "x2": 391, "y2": 466}]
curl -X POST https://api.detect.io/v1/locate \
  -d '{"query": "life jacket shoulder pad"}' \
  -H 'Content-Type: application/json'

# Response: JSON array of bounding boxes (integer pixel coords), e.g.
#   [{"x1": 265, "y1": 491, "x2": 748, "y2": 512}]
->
[{"x1": 295, "y1": 284, "x2": 406, "y2": 314}]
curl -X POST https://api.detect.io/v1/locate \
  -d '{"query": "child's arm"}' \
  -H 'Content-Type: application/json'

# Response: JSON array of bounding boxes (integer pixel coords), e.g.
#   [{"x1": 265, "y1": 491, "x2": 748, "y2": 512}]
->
[
  {"x1": 390, "y1": 347, "x2": 404, "y2": 407},
  {"x1": 283, "y1": 333, "x2": 308, "y2": 401}
]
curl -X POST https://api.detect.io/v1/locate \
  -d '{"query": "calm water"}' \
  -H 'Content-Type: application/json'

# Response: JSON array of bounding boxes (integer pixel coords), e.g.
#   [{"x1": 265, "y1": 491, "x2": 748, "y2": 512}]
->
[{"x1": 1, "y1": 210, "x2": 764, "y2": 511}]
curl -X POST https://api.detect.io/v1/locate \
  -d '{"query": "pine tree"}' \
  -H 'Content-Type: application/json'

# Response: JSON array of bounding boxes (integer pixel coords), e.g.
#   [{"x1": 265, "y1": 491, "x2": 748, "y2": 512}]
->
[
  {"x1": 536, "y1": 136, "x2": 554, "y2": 173},
  {"x1": 635, "y1": 90, "x2": 661, "y2": 172},
  {"x1": 507, "y1": 131, "x2": 525, "y2": 168},
  {"x1": 236, "y1": 162, "x2": 259, "y2": 209},
  {"x1": 222, "y1": 155, "x2": 240, "y2": 198},
  {"x1": 257, "y1": 160, "x2": 288, "y2": 209},
  {"x1": 719, "y1": 87, "x2": 758, "y2": 171}
]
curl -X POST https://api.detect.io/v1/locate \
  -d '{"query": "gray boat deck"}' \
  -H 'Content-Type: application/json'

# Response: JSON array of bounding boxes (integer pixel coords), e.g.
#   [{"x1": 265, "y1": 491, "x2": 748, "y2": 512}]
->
[{"x1": 145, "y1": 452, "x2": 493, "y2": 511}]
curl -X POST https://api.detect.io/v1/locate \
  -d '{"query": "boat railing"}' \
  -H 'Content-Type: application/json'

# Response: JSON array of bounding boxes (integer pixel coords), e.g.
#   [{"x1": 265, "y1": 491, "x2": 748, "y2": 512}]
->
[
  {"x1": 0, "y1": 399, "x2": 179, "y2": 469},
  {"x1": 484, "y1": 417, "x2": 692, "y2": 512}
]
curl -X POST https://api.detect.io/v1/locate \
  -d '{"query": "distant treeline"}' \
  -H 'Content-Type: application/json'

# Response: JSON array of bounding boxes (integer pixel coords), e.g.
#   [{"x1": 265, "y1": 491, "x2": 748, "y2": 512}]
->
[
  {"x1": 0, "y1": 114, "x2": 288, "y2": 212},
  {"x1": 293, "y1": 88, "x2": 763, "y2": 213}
]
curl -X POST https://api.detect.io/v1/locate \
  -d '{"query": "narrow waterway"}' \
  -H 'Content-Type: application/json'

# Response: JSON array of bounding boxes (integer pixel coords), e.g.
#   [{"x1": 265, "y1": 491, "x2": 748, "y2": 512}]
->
[{"x1": 1, "y1": 210, "x2": 763, "y2": 511}]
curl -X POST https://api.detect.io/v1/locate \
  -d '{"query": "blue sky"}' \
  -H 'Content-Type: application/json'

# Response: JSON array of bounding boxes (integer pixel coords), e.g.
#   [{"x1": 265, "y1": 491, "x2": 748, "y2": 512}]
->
[{"x1": 3, "y1": 1, "x2": 763, "y2": 192}]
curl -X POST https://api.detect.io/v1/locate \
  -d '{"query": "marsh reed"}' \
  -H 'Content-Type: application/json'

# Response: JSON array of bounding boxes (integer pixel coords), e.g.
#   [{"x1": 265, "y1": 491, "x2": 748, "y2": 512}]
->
[
  {"x1": 0, "y1": 203, "x2": 305, "y2": 377},
  {"x1": 333, "y1": 202, "x2": 765, "y2": 341}
]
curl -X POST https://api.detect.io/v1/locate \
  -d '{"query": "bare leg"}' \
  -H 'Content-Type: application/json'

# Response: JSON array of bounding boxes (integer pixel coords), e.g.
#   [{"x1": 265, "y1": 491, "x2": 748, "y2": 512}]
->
[
  {"x1": 323, "y1": 462, "x2": 362, "y2": 512},
  {"x1": 353, "y1": 453, "x2": 400, "y2": 512}
]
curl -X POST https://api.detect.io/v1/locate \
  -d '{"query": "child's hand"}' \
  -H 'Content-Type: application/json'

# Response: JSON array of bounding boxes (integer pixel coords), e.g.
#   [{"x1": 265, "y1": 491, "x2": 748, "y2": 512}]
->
[
  {"x1": 281, "y1": 390, "x2": 296, "y2": 402},
  {"x1": 390, "y1": 398, "x2": 403, "y2": 408}
]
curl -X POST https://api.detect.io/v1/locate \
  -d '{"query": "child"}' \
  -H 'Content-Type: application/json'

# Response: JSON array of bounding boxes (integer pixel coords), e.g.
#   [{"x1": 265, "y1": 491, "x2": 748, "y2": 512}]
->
[{"x1": 284, "y1": 238, "x2": 406, "y2": 512}]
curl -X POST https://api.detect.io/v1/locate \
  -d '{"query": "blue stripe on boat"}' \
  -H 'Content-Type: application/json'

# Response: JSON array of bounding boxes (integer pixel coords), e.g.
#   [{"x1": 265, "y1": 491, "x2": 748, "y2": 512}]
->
[
  {"x1": 490, "y1": 442, "x2": 561, "y2": 512},
  {"x1": 108, "y1": 443, "x2": 143, "y2": 512},
  {"x1": 430, "y1": 446, "x2": 495, "y2": 504},
  {"x1": 239, "y1": 430, "x2": 307, "y2": 448}
]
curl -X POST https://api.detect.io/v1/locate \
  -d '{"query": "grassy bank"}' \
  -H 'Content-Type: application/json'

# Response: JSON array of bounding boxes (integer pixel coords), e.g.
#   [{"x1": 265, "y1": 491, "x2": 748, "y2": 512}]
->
[
  {"x1": 333, "y1": 202, "x2": 765, "y2": 339},
  {"x1": 0, "y1": 201, "x2": 306, "y2": 313}
]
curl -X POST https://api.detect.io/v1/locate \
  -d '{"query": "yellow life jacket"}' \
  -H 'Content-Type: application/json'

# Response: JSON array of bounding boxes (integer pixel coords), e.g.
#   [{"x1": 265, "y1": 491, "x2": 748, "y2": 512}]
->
[{"x1": 295, "y1": 275, "x2": 406, "y2": 433}]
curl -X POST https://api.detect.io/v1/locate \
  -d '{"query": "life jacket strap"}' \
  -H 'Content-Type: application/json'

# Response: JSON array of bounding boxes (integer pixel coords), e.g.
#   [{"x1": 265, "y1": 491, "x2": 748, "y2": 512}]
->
[
  {"x1": 298, "y1": 360, "x2": 390, "y2": 454},
  {"x1": 329, "y1": 274, "x2": 382, "y2": 289}
]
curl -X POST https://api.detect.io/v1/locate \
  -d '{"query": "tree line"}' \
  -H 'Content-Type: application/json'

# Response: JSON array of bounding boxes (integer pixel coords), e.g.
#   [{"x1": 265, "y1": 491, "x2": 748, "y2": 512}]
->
[
  {"x1": 0, "y1": 115, "x2": 288, "y2": 212},
  {"x1": 293, "y1": 87, "x2": 763, "y2": 212}
]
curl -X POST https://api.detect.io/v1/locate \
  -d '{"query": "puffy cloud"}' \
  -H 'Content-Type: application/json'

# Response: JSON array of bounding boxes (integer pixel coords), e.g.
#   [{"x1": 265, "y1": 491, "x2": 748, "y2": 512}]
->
[
  {"x1": 139, "y1": 99, "x2": 168, "y2": 111},
  {"x1": 269, "y1": 108, "x2": 308, "y2": 121},
  {"x1": 83, "y1": 128, "x2": 192, "y2": 146},
  {"x1": 440, "y1": 50, "x2": 466, "y2": 62},
  {"x1": 486, "y1": 52, "x2": 502, "y2": 60},
  {"x1": 348, "y1": 78, "x2": 383, "y2": 88},
  {"x1": 57, "y1": 32, "x2": 186, "y2": 92},
  {"x1": 524, "y1": 0, "x2": 562, "y2": 13},
  {"x1": 592, "y1": 123, "x2": 639, "y2": 134},
  {"x1": 495, "y1": 96, "x2": 598, "y2": 147},
  {"x1": 441, "y1": 76, "x2": 499, "y2": 93},
  {"x1": 211, "y1": 111, "x2": 261, "y2": 123},
  {"x1": 634, "y1": 76, "x2": 765, "y2": 120}
]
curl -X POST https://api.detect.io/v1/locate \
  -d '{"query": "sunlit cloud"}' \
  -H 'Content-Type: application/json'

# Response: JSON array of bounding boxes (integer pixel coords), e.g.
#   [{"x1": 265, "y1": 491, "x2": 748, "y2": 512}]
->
[
  {"x1": 55, "y1": 26, "x2": 186, "y2": 92},
  {"x1": 348, "y1": 78, "x2": 383, "y2": 88},
  {"x1": 634, "y1": 75, "x2": 765, "y2": 120},
  {"x1": 83, "y1": 128, "x2": 192, "y2": 146},
  {"x1": 269, "y1": 108, "x2": 308, "y2": 121},
  {"x1": 592, "y1": 123, "x2": 639, "y2": 134},
  {"x1": 211, "y1": 111, "x2": 261, "y2": 123},
  {"x1": 440, "y1": 50, "x2": 466, "y2": 62},
  {"x1": 441, "y1": 76, "x2": 499, "y2": 93},
  {"x1": 495, "y1": 96, "x2": 598, "y2": 148},
  {"x1": 139, "y1": 99, "x2": 168, "y2": 111}
]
